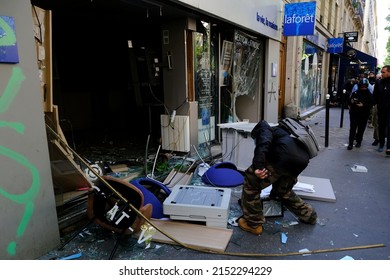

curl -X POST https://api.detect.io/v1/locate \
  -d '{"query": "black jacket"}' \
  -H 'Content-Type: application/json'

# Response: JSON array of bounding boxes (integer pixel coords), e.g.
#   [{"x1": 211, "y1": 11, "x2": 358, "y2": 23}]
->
[
  {"x1": 250, "y1": 120, "x2": 310, "y2": 176},
  {"x1": 347, "y1": 88, "x2": 373, "y2": 115},
  {"x1": 373, "y1": 77, "x2": 390, "y2": 111}
]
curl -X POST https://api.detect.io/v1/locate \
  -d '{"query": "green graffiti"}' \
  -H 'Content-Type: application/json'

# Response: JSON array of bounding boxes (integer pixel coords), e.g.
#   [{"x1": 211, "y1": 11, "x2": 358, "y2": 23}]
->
[
  {"x1": 0, "y1": 121, "x2": 25, "y2": 134},
  {"x1": 0, "y1": 146, "x2": 40, "y2": 203},
  {"x1": 6, "y1": 242, "x2": 17, "y2": 256},
  {"x1": 1, "y1": 67, "x2": 40, "y2": 256},
  {"x1": 0, "y1": 16, "x2": 17, "y2": 46},
  {"x1": 0, "y1": 147, "x2": 40, "y2": 257},
  {"x1": 0, "y1": 67, "x2": 26, "y2": 113}
]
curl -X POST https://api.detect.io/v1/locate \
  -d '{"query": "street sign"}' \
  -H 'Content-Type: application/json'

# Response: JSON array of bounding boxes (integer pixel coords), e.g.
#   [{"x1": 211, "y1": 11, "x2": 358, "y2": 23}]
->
[
  {"x1": 283, "y1": 2, "x2": 316, "y2": 36},
  {"x1": 327, "y1": 38, "x2": 344, "y2": 53},
  {"x1": 344, "y1": 31, "x2": 358, "y2": 42}
]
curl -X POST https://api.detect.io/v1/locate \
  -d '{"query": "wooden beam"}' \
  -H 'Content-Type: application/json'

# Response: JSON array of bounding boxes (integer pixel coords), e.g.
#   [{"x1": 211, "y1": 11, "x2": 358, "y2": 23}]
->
[{"x1": 137, "y1": 219, "x2": 233, "y2": 252}]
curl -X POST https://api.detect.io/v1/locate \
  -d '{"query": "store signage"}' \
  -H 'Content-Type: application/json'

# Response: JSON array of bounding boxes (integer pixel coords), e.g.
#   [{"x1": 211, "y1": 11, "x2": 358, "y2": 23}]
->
[
  {"x1": 283, "y1": 1, "x2": 316, "y2": 36},
  {"x1": 327, "y1": 38, "x2": 344, "y2": 53},
  {"x1": 344, "y1": 31, "x2": 358, "y2": 42},
  {"x1": 0, "y1": 15, "x2": 20, "y2": 63},
  {"x1": 176, "y1": 0, "x2": 283, "y2": 41},
  {"x1": 346, "y1": 49, "x2": 357, "y2": 58}
]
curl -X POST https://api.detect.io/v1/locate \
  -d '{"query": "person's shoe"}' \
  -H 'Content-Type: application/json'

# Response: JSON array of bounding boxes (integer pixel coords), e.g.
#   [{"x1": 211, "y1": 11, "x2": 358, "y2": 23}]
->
[
  {"x1": 386, "y1": 149, "x2": 390, "y2": 156},
  {"x1": 347, "y1": 145, "x2": 353, "y2": 150},
  {"x1": 238, "y1": 218, "x2": 263, "y2": 235},
  {"x1": 355, "y1": 143, "x2": 361, "y2": 148},
  {"x1": 378, "y1": 146, "x2": 384, "y2": 152},
  {"x1": 372, "y1": 140, "x2": 379, "y2": 146}
]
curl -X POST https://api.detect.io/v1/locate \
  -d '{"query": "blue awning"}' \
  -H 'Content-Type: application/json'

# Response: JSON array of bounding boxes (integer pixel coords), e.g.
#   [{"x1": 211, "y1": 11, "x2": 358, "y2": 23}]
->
[
  {"x1": 341, "y1": 45, "x2": 377, "y2": 69},
  {"x1": 337, "y1": 45, "x2": 378, "y2": 92}
]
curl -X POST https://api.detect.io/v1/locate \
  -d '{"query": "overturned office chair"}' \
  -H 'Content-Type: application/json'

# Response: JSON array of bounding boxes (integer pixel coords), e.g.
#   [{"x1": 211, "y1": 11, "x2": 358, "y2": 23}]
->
[
  {"x1": 130, "y1": 177, "x2": 171, "y2": 219},
  {"x1": 58, "y1": 175, "x2": 153, "y2": 259}
]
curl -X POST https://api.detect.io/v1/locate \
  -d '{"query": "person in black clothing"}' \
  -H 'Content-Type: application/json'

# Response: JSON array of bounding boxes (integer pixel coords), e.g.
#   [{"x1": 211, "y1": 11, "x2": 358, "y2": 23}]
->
[
  {"x1": 373, "y1": 65, "x2": 390, "y2": 154},
  {"x1": 238, "y1": 120, "x2": 317, "y2": 235},
  {"x1": 339, "y1": 78, "x2": 357, "y2": 108},
  {"x1": 344, "y1": 78, "x2": 357, "y2": 93},
  {"x1": 347, "y1": 78, "x2": 373, "y2": 150},
  {"x1": 367, "y1": 73, "x2": 379, "y2": 145}
]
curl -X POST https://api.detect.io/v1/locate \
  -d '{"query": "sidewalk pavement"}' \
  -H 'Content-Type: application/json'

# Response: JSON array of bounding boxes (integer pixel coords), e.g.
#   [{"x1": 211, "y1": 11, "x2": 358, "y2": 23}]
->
[{"x1": 39, "y1": 107, "x2": 390, "y2": 260}]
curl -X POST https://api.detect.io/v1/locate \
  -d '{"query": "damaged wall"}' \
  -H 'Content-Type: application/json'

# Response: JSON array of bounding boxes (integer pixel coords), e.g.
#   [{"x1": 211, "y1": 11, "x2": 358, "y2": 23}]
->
[{"x1": 0, "y1": 1, "x2": 60, "y2": 259}]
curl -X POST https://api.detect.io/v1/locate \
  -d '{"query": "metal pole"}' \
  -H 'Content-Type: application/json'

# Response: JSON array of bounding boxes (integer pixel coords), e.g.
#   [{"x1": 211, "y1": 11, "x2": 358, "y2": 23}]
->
[
  {"x1": 325, "y1": 94, "x2": 330, "y2": 147},
  {"x1": 340, "y1": 89, "x2": 346, "y2": 128}
]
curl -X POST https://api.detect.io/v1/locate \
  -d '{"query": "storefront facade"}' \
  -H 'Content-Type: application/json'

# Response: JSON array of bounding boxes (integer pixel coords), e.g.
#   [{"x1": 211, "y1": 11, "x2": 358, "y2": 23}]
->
[
  {"x1": 168, "y1": 0, "x2": 284, "y2": 149},
  {"x1": 28, "y1": 0, "x2": 284, "y2": 154},
  {"x1": 300, "y1": 37, "x2": 325, "y2": 114}
]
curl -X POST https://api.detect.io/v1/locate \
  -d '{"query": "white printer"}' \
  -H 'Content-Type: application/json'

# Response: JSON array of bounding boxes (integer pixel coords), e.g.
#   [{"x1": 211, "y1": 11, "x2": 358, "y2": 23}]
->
[{"x1": 163, "y1": 185, "x2": 231, "y2": 228}]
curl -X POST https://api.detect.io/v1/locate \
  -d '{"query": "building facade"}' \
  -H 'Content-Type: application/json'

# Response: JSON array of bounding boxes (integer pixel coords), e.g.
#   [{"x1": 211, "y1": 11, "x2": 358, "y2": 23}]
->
[{"x1": 0, "y1": 0, "x2": 380, "y2": 259}]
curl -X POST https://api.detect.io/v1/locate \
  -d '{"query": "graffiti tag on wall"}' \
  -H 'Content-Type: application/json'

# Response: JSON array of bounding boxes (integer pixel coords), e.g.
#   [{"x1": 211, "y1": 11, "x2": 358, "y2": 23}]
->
[{"x1": 1, "y1": 16, "x2": 40, "y2": 256}]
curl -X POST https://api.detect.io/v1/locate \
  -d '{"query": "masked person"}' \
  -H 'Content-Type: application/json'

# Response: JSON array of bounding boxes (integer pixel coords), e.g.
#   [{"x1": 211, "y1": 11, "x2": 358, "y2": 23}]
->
[
  {"x1": 238, "y1": 120, "x2": 318, "y2": 235},
  {"x1": 347, "y1": 78, "x2": 373, "y2": 150}
]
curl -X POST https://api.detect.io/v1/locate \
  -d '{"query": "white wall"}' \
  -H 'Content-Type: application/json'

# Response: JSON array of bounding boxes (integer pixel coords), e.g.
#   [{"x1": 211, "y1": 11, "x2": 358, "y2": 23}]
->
[
  {"x1": 176, "y1": 0, "x2": 284, "y2": 41},
  {"x1": 0, "y1": 1, "x2": 60, "y2": 259},
  {"x1": 264, "y1": 39, "x2": 281, "y2": 123}
]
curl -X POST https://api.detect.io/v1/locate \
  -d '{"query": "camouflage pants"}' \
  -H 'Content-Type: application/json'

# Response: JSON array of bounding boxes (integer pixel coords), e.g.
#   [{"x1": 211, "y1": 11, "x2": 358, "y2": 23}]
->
[{"x1": 241, "y1": 166, "x2": 317, "y2": 226}]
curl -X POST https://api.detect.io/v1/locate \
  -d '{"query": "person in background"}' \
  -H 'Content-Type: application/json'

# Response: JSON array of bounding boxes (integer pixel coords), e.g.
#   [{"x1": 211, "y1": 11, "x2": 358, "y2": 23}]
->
[
  {"x1": 347, "y1": 78, "x2": 373, "y2": 150},
  {"x1": 351, "y1": 73, "x2": 367, "y2": 94},
  {"x1": 367, "y1": 73, "x2": 379, "y2": 145},
  {"x1": 238, "y1": 120, "x2": 317, "y2": 235},
  {"x1": 373, "y1": 65, "x2": 390, "y2": 154},
  {"x1": 341, "y1": 78, "x2": 357, "y2": 108},
  {"x1": 368, "y1": 71, "x2": 376, "y2": 94},
  {"x1": 344, "y1": 77, "x2": 357, "y2": 95}
]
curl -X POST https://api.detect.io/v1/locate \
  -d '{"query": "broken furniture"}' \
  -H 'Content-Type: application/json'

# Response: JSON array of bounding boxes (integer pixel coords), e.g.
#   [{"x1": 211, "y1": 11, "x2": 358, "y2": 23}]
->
[
  {"x1": 137, "y1": 218, "x2": 233, "y2": 252},
  {"x1": 218, "y1": 121, "x2": 277, "y2": 171},
  {"x1": 130, "y1": 177, "x2": 171, "y2": 219},
  {"x1": 218, "y1": 121, "x2": 256, "y2": 171},
  {"x1": 59, "y1": 175, "x2": 153, "y2": 259},
  {"x1": 201, "y1": 161, "x2": 244, "y2": 187}
]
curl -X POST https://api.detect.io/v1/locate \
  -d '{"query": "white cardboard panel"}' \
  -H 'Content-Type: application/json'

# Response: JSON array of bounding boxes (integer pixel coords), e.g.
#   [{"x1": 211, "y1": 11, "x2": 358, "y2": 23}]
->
[{"x1": 296, "y1": 176, "x2": 336, "y2": 202}]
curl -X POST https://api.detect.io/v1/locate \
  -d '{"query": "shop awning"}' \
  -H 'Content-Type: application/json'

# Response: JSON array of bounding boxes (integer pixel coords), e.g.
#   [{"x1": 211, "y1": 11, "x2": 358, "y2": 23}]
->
[
  {"x1": 341, "y1": 45, "x2": 377, "y2": 68},
  {"x1": 336, "y1": 45, "x2": 378, "y2": 91}
]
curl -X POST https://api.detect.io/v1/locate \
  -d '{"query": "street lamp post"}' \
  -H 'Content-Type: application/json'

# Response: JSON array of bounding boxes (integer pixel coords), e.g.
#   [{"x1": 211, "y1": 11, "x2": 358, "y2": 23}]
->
[
  {"x1": 340, "y1": 89, "x2": 346, "y2": 128},
  {"x1": 325, "y1": 94, "x2": 330, "y2": 147}
]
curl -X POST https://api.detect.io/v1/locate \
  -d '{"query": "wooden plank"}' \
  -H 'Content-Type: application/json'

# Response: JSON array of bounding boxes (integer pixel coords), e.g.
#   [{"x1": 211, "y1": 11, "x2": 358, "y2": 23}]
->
[
  {"x1": 163, "y1": 169, "x2": 193, "y2": 189},
  {"x1": 109, "y1": 164, "x2": 129, "y2": 173},
  {"x1": 51, "y1": 105, "x2": 74, "y2": 159},
  {"x1": 32, "y1": 6, "x2": 53, "y2": 113},
  {"x1": 296, "y1": 176, "x2": 336, "y2": 202},
  {"x1": 50, "y1": 140, "x2": 91, "y2": 192},
  {"x1": 139, "y1": 219, "x2": 233, "y2": 252},
  {"x1": 55, "y1": 189, "x2": 89, "y2": 206}
]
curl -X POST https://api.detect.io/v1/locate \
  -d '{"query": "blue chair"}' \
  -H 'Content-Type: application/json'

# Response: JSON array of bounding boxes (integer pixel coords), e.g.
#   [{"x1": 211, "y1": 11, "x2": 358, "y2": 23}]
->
[
  {"x1": 130, "y1": 177, "x2": 171, "y2": 219},
  {"x1": 201, "y1": 162, "x2": 244, "y2": 188}
]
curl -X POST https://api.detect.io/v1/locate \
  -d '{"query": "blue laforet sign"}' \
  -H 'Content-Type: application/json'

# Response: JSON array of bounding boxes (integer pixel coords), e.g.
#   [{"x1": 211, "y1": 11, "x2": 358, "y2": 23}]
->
[
  {"x1": 0, "y1": 15, "x2": 19, "y2": 63},
  {"x1": 327, "y1": 38, "x2": 344, "y2": 53},
  {"x1": 283, "y1": 2, "x2": 316, "y2": 36}
]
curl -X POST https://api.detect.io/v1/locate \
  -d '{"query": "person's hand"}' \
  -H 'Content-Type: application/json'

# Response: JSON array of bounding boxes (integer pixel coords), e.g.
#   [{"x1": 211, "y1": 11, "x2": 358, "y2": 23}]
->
[{"x1": 254, "y1": 168, "x2": 270, "y2": 179}]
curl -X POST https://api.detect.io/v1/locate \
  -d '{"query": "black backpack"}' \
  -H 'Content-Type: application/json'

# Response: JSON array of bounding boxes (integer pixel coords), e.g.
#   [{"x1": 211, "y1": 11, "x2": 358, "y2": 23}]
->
[{"x1": 279, "y1": 118, "x2": 320, "y2": 158}]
